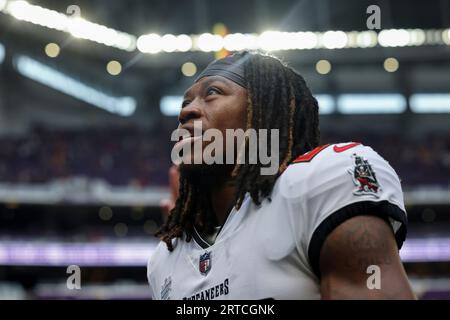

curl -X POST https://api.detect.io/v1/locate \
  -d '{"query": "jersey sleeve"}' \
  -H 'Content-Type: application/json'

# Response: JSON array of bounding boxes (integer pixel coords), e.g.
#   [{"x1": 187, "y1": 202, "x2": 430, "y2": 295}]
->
[
  {"x1": 147, "y1": 255, "x2": 157, "y2": 299},
  {"x1": 282, "y1": 143, "x2": 408, "y2": 278},
  {"x1": 147, "y1": 242, "x2": 165, "y2": 300}
]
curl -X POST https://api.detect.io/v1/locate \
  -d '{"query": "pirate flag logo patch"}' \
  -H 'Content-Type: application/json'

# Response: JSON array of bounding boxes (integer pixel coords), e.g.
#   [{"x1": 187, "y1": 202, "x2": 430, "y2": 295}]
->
[
  {"x1": 199, "y1": 252, "x2": 211, "y2": 275},
  {"x1": 348, "y1": 153, "x2": 381, "y2": 197}
]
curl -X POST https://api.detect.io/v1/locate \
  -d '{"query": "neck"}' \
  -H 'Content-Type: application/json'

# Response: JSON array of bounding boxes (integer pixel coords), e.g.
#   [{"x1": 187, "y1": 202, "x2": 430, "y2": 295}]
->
[
  {"x1": 211, "y1": 180, "x2": 236, "y2": 226},
  {"x1": 206, "y1": 165, "x2": 237, "y2": 226},
  {"x1": 184, "y1": 165, "x2": 237, "y2": 229}
]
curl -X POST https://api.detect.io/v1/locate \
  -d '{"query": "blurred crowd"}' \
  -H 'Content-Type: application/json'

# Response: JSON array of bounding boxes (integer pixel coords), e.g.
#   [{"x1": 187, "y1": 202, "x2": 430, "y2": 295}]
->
[
  {"x1": 0, "y1": 126, "x2": 171, "y2": 187},
  {"x1": 0, "y1": 127, "x2": 449, "y2": 189}
]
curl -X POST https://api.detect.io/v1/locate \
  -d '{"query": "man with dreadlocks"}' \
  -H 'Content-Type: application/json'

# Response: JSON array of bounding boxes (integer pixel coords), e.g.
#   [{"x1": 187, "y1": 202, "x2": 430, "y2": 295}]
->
[{"x1": 147, "y1": 52, "x2": 415, "y2": 300}]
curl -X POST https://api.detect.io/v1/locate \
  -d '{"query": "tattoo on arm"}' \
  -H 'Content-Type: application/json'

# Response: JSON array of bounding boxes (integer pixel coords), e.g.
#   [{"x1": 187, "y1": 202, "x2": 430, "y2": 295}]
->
[
  {"x1": 319, "y1": 215, "x2": 416, "y2": 299},
  {"x1": 344, "y1": 216, "x2": 393, "y2": 271}
]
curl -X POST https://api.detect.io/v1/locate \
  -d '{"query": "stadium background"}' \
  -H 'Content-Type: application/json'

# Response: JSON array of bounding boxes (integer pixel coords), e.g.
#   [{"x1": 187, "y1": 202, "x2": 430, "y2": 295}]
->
[{"x1": 0, "y1": 0, "x2": 450, "y2": 299}]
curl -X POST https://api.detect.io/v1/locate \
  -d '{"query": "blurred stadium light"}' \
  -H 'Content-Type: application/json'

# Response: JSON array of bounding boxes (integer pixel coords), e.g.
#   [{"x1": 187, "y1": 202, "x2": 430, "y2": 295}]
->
[
  {"x1": 138, "y1": 29, "x2": 450, "y2": 53},
  {"x1": 165, "y1": 93, "x2": 450, "y2": 116},
  {"x1": 0, "y1": 237, "x2": 449, "y2": 266},
  {"x1": 0, "y1": 0, "x2": 7, "y2": 11},
  {"x1": 160, "y1": 94, "x2": 335, "y2": 116},
  {"x1": 33, "y1": 283, "x2": 151, "y2": 300},
  {"x1": 315, "y1": 95, "x2": 335, "y2": 114},
  {"x1": 196, "y1": 33, "x2": 224, "y2": 52},
  {"x1": 137, "y1": 34, "x2": 164, "y2": 54},
  {"x1": 0, "y1": 241, "x2": 157, "y2": 266},
  {"x1": 410, "y1": 94, "x2": 450, "y2": 113},
  {"x1": 161, "y1": 93, "x2": 450, "y2": 115},
  {"x1": 0, "y1": 42, "x2": 4, "y2": 64},
  {"x1": 160, "y1": 95, "x2": 183, "y2": 116},
  {"x1": 181, "y1": 62, "x2": 197, "y2": 77},
  {"x1": 1, "y1": 0, "x2": 136, "y2": 51},
  {"x1": 13, "y1": 55, "x2": 136, "y2": 116},
  {"x1": 337, "y1": 94, "x2": 407, "y2": 114},
  {"x1": 0, "y1": 178, "x2": 168, "y2": 205},
  {"x1": 1, "y1": 1, "x2": 448, "y2": 53}
]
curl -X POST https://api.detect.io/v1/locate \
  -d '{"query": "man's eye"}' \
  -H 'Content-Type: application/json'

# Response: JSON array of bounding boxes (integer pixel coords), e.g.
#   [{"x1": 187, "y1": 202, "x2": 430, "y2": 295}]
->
[
  {"x1": 206, "y1": 87, "x2": 221, "y2": 96},
  {"x1": 181, "y1": 100, "x2": 191, "y2": 108}
]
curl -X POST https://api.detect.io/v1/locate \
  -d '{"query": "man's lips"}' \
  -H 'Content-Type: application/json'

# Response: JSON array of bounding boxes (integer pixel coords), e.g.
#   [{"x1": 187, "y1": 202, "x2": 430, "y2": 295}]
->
[
  {"x1": 174, "y1": 135, "x2": 202, "y2": 149},
  {"x1": 176, "y1": 123, "x2": 204, "y2": 142},
  {"x1": 180, "y1": 125, "x2": 194, "y2": 136}
]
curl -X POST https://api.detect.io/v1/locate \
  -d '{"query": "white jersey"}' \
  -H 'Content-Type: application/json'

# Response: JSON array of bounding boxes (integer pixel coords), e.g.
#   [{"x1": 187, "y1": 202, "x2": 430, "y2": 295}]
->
[{"x1": 147, "y1": 143, "x2": 407, "y2": 300}]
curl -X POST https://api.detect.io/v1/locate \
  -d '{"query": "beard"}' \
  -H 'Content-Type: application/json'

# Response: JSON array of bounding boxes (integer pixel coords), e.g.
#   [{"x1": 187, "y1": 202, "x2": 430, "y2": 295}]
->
[
  {"x1": 179, "y1": 162, "x2": 236, "y2": 188},
  {"x1": 174, "y1": 133, "x2": 244, "y2": 189}
]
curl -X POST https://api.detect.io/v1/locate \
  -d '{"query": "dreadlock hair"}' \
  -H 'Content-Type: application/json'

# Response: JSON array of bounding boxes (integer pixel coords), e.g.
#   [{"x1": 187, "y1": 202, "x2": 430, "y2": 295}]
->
[{"x1": 156, "y1": 51, "x2": 320, "y2": 251}]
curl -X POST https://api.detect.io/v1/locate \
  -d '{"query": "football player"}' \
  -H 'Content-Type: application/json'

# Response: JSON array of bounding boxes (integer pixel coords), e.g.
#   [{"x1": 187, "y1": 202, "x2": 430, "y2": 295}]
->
[{"x1": 148, "y1": 52, "x2": 415, "y2": 300}]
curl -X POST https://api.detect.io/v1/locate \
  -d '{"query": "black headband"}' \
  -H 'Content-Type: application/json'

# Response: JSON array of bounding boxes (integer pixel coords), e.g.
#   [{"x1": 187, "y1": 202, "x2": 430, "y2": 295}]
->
[{"x1": 195, "y1": 53, "x2": 248, "y2": 88}]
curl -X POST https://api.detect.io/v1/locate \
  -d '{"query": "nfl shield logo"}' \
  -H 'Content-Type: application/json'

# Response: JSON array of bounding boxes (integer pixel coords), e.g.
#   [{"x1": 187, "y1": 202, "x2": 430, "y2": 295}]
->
[{"x1": 199, "y1": 252, "x2": 211, "y2": 275}]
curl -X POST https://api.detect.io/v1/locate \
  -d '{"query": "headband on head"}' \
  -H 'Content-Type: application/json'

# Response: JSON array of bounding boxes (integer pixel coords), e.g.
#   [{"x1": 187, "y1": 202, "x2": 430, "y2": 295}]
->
[{"x1": 195, "y1": 53, "x2": 248, "y2": 88}]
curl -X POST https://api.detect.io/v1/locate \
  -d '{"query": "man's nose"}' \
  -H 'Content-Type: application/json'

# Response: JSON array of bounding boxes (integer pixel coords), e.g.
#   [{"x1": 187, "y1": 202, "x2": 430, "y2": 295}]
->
[{"x1": 178, "y1": 99, "x2": 202, "y2": 125}]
